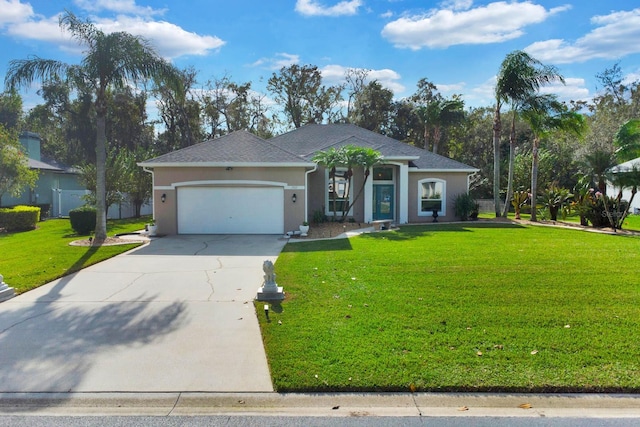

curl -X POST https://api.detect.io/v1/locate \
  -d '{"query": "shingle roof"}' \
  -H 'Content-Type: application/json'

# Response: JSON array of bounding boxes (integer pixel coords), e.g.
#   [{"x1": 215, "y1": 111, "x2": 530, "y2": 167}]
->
[
  {"x1": 270, "y1": 123, "x2": 477, "y2": 171},
  {"x1": 140, "y1": 130, "x2": 310, "y2": 166},
  {"x1": 140, "y1": 125, "x2": 478, "y2": 172}
]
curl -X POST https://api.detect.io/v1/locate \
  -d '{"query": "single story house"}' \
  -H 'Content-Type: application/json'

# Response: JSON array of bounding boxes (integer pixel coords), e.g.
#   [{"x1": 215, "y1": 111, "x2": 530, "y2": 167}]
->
[
  {"x1": 607, "y1": 157, "x2": 640, "y2": 214},
  {"x1": 139, "y1": 124, "x2": 479, "y2": 235}
]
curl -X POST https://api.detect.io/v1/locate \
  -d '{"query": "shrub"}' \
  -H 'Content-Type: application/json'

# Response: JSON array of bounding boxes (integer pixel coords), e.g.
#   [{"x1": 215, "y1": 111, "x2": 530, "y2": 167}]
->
[
  {"x1": 312, "y1": 209, "x2": 326, "y2": 224},
  {"x1": 0, "y1": 205, "x2": 41, "y2": 231},
  {"x1": 540, "y1": 185, "x2": 573, "y2": 221},
  {"x1": 454, "y1": 192, "x2": 477, "y2": 221},
  {"x1": 69, "y1": 206, "x2": 96, "y2": 235}
]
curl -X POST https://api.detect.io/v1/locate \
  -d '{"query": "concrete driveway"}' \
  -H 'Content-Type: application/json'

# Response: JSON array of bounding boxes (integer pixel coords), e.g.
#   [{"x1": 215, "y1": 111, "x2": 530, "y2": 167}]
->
[{"x1": 0, "y1": 234, "x2": 287, "y2": 393}]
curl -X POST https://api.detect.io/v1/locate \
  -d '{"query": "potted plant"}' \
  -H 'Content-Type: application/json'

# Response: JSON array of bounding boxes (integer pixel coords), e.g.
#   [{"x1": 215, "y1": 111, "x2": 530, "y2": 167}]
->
[
  {"x1": 299, "y1": 221, "x2": 310, "y2": 235},
  {"x1": 148, "y1": 220, "x2": 158, "y2": 236}
]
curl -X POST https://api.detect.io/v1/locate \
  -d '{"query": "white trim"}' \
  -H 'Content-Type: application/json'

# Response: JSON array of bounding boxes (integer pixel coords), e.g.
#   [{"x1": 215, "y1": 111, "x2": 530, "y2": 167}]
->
[
  {"x1": 418, "y1": 178, "x2": 446, "y2": 217},
  {"x1": 410, "y1": 168, "x2": 479, "y2": 173},
  {"x1": 399, "y1": 163, "x2": 409, "y2": 223},
  {"x1": 138, "y1": 161, "x2": 314, "y2": 168},
  {"x1": 143, "y1": 167, "x2": 156, "y2": 221},
  {"x1": 325, "y1": 167, "x2": 353, "y2": 216},
  {"x1": 364, "y1": 174, "x2": 373, "y2": 223},
  {"x1": 155, "y1": 180, "x2": 299, "y2": 190},
  {"x1": 305, "y1": 164, "x2": 318, "y2": 222}
]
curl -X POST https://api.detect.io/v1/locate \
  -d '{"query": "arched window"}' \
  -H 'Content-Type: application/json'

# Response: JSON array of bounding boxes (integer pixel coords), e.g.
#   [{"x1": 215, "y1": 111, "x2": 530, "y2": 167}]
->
[{"x1": 418, "y1": 178, "x2": 446, "y2": 216}]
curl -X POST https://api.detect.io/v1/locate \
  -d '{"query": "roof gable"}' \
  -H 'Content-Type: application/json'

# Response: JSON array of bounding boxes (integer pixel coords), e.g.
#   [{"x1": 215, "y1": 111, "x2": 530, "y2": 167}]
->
[
  {"x1": 269, "y1": 124, "x2": 477, "y2": 171},
  {"x1": 140, "y1": 130, "x2": 310, "y2": 166}
]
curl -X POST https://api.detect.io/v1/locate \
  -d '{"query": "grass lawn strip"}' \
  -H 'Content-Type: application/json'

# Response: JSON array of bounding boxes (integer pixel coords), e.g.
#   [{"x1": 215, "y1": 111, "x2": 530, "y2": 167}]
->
[
  {"x1": 0, "y1": 217, "x2": 150, "y2": 294},
  {"x1": 258, "y1": 222, "x2": 640, "y2": 392}
]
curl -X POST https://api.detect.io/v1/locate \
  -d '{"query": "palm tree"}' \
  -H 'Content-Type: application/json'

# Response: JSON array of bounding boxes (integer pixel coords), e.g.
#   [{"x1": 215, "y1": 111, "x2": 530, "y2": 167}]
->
[
  {"x1": 583, "y1": 149, "x2": 616, "y2": 194},
  {"x1": 415, "y1": 95, "x2": 464, "y2": 154},
  {"x1": 312, "y1": 147, "x2": 345, "y2": 220},
  {"x1": 340, "y1": 145, "x2": 383, "y2": 219},
  {"x1": 312, "y1": 145, "x2": 382, "y2": 221},
  {"x1": 614, "y1": 119, "x2": 640, "y2": 162},
  {"x1": 494, "y1": 50, "x2": 565, "y2": 217},
  {"x1": 4, "y1": 11, "x2": 180, "y2": 244},
  {"x1": 521, "y1": 94, "x2": 586, "y2": 221}
]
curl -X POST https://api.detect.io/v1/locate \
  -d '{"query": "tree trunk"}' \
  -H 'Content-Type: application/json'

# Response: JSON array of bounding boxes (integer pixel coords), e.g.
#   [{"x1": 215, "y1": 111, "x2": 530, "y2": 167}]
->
[
  {"x1": 93, "y1": 110, "x2": 108, "y2": 244},
  {"x1": 530, "y1": 136, "x2": 539, "y2": 222},
  {"x1": 492, "y1": 104, "x2": 502, "y2": 217},
  {"x1": 501, "y1": 114, "x2": 517, "y2": 217}
]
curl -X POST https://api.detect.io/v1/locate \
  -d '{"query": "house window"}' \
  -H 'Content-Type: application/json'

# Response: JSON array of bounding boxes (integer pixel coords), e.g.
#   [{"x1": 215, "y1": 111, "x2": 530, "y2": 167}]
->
[
  {"x1": 373, "y1": 166, "x2": 393, "y2": 181},
  {"x1": 326, "y1": 167, "x2": 351, "y2": 215},
  {"x1": 419, "y1": 179, "x2": 446, "y2": 216}
]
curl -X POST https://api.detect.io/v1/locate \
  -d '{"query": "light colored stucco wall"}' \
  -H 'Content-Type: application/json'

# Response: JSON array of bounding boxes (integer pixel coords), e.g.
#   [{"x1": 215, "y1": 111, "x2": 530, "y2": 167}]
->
[
  {"x1": 408, "y1": 171, "x2": 471, "y2": 223},
  {"x1": 151, "y1": 166, "x2": 308, "y2": 235}
]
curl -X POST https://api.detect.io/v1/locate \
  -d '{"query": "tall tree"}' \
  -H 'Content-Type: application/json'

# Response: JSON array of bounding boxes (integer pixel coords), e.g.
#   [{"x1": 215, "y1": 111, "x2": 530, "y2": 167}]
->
[
  {"x1": 520, "y1": 94, "x2": 586, "y2": 221},
  {"x1": 0, "y1": 126, "x2": 38, "y2": 206},
  {"x1": 5, "y1": 11, "x2": 180, "y2": 243},
  {"x1": 494, "y1": 50, "x2": 565, "y2": 217},
  {"x1": 0, "y1": 90, "x2": 23, "y2": 131},
  {"x1": 154, "y1": 67, "x2": 201, "y2": 152},
  {"x1": 344, "y1": 68, "x2": 369, "y2": 122},
  {"x1": 267, "y1": 64, "x2": 343, "y2": 129},
  {"x1": 350, "y1": 81, "x2": 394, "y2": 133},
  {"x1": 614, "y1": 119, "x2": 640, "y2": 161}
]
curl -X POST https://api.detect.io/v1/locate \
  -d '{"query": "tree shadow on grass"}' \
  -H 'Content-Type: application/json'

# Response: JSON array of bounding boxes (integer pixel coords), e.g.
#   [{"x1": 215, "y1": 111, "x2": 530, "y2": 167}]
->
[
  {"x1": 281, "y1": 238, "x2": 353, "y2": 253},
  {"x1": 359, "y1": 221, "x2": 527, "y2": 242}
]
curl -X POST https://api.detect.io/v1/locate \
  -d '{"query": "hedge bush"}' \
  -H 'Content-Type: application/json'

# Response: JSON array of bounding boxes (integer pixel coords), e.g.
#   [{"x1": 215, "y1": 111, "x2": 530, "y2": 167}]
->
[
  {"x1": 0, "y1": 205, "x2": 41, "y2": 231},
  {"x1": 69, "y1": 206, "x2": 97, "y2": 235}
]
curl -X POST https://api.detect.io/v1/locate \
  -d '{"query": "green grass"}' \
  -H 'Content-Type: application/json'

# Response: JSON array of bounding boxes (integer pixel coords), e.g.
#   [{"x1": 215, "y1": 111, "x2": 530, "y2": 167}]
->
[
  {"x1": 479, "y1": 211, "x2": 640, "y2": 231},
  {"x1": 0, "y1": 216, "x2": 150, "y2": 294},
  {"x1": 258, "y1": 222, "x2": 640, "y2": 392}
]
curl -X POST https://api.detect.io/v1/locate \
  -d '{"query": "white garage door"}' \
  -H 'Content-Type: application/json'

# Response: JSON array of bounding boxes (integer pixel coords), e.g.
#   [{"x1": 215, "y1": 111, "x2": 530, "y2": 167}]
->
[{"x1": 177, "y1": 186, "x2": 284, "y2": 234}]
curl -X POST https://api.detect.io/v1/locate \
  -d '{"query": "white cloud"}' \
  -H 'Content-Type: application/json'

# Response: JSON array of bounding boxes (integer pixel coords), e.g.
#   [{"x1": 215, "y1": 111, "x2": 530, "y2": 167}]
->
[
  {"x1": 250, "y1": 53, "x2": 300, "y2": 70},
  {"x1": 5, "y1": 10, "x2": 225, "y2": 59},
  {"x1": 295, "y1": 0, "x2": 363, "y2": 17},
  {"x1": 0, "y1": 0, "x2": 34, "y2": 27},
  {"x1": 95, "y1": 16, "x2": 225, "y2": 58},
  {"x1": 436, "y1": 82, "x2": 466, "y2": 93},
  {"x1": 73, "y1": 0, "x2": 166, "y2": 16},
  {"x1": 539, "y1": 77, "x2": 590, "y2": 103},
  {"x1": 381, "y1": 1, "x2": 570, "y2": 50},
  {"x1": 320, "y1": 65, "x2": 406, "y2": 94},
  {"x1": 524, "y1": 8, "x2": 640, "y2": 64}
]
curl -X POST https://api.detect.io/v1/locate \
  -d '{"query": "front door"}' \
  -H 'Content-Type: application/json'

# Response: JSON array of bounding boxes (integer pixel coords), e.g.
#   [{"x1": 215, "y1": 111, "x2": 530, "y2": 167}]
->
[{"x1": 373, "y1": 184, "x2": 394, "y2": 220}]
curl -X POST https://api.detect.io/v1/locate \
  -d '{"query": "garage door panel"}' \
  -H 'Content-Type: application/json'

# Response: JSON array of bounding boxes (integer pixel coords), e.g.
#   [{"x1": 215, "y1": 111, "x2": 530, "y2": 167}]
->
[{"x1": 178, "y1": 187, "x2": 283, "y2": 234}]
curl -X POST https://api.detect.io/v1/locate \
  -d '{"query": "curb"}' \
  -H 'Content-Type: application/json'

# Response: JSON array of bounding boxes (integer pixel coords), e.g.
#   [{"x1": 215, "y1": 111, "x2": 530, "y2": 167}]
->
[{"x1": 1, "y1": 392, "x2": 639, "y2": 417}]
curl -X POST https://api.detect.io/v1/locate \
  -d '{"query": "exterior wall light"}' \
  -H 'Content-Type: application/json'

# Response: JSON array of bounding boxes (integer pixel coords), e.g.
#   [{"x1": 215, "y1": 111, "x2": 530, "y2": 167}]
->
[
  {"x1": 161, "y1": 193, "x2": 166, "y2": 203},
  {"x1": 292, "y1": 193, "x2": 297, "y2": 203}
]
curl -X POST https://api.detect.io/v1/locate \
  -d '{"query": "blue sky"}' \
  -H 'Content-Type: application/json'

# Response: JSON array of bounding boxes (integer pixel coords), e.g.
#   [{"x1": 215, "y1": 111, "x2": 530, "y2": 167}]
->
[{"x1": 1, "y1": 0, "x2": 639, "y2": 113}]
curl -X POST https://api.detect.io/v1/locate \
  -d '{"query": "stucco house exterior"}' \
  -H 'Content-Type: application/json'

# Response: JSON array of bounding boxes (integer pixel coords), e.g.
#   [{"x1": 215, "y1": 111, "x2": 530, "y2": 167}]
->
[
  {"x1": 2, "y1": 132, "x2": 87, "y2": 217},
  {"x1": 139, "y1": 124, "x2": 479, "y2": 235}
]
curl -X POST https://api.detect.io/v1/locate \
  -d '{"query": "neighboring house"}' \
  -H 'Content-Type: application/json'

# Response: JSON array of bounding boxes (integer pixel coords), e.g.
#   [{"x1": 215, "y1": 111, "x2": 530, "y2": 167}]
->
[
  {"x1": 607, "y1": 157, "x2": 640, "y2": 214},
  {"x1": 139, "y1": 124, "x2": 479, "y2": 235},
  {"x1": 2, "y1": 132, "x2": 87, "y2": 217}
]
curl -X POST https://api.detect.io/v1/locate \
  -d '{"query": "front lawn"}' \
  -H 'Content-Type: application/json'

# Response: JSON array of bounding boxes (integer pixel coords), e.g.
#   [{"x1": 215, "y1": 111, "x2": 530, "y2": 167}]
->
[
  {"x1": 0, "y1": 216, "x2": 149, "y2": 294},
  {"x1": 258, "y1": 222, "x2": 640, "y2": 392}
]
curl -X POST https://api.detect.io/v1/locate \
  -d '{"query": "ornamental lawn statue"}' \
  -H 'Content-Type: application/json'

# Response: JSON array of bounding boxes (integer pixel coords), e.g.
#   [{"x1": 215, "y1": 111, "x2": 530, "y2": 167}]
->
[
  {"x1": 0, "y1": 274, "x2": 16, "y2": 303},
  {"x1": 256, "y1": 260, "x2": 284, "y2": 301}
]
